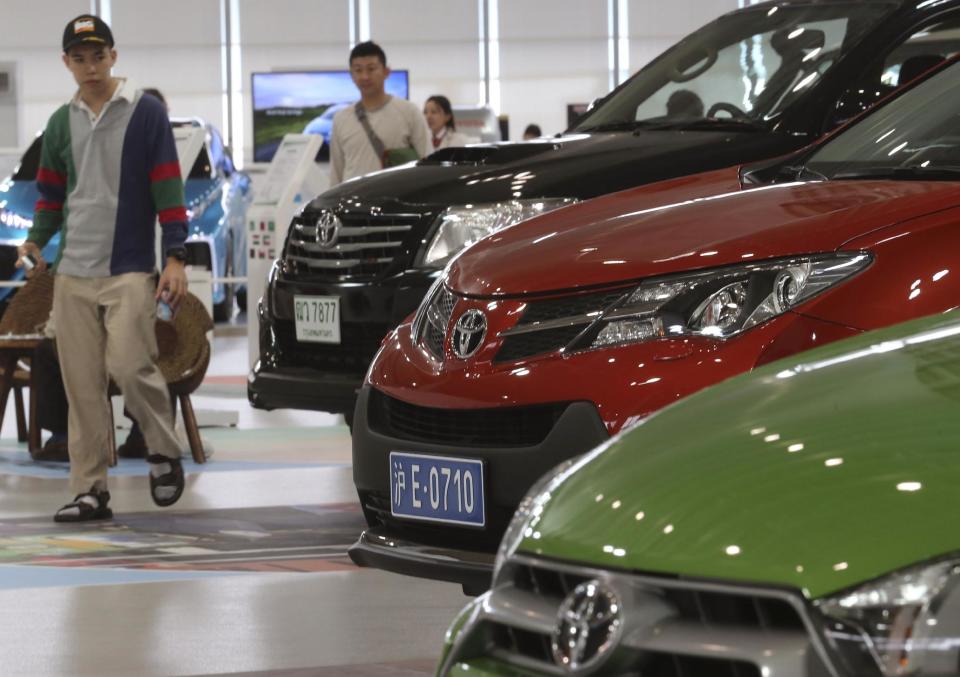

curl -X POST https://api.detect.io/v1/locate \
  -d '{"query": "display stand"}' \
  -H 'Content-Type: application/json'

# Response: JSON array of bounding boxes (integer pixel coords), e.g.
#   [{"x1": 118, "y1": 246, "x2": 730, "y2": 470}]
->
[{"x1": 246, "y1": 134, "x2": 326, "y2": 368}]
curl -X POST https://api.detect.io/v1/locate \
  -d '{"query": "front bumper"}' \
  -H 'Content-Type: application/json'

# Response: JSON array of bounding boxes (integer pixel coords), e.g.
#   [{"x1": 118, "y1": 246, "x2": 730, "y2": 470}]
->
[
  {"x1": 350, "y1": 385, "x2": 609, "y2": 585},
  {"x1": 347, "y1": 528, "x2": 495, "y2": 593},
  {"x1": 248, "y1": 266, "x2": 441, "y2": 413},
  {"x1": 248, "y1": 361, "x2": 363, "y2": 413}
]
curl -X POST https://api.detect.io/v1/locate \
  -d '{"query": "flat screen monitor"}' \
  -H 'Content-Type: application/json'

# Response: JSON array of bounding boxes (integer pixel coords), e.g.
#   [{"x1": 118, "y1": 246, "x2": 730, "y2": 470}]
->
[{"x1": 252, "y1": 69, "x2": 410, "y2": 162}]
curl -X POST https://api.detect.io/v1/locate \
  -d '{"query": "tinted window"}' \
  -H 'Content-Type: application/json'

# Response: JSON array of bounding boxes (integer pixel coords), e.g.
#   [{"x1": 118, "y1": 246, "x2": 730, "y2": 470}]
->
[
  {"x1": 188, "y1": 145, "x2": 214, "y2": 180},
  {"x1": 806, "y1": 60, "x2": 960, "y2": 177},
  {"x1": 575, "y1": 3, "x2": 896, "y2": 132},
  {"x1": 13, "y1": 137, "x2": 42, "y2": 181}
]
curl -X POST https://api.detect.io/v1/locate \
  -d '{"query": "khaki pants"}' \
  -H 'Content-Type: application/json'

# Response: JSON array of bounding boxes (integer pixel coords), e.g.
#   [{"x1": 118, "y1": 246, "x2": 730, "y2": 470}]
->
[{"x1": 54, "y1": 273, "x2": 181, "y2": 494}]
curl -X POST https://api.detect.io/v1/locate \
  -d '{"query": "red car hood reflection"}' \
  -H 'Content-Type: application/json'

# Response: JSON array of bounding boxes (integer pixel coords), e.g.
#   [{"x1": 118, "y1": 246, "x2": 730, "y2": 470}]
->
[{"x1": 447, "y1": 171, "x2": 960, "y2": 297}]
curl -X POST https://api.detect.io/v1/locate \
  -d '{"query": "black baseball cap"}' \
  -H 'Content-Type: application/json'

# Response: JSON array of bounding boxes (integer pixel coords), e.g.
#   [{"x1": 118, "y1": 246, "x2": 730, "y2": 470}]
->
[{"x1": 62, "y1": 15, "x2": 114, "y2": 52}]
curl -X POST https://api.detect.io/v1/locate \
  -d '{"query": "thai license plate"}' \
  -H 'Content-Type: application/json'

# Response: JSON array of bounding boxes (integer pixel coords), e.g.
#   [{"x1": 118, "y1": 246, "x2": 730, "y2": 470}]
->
[
  {"x1": 390, "y1": 452, "x2": 485, "y2": 527},
  {"x1": 293, "y1": 295, "x2": 340, "y2": 344}
]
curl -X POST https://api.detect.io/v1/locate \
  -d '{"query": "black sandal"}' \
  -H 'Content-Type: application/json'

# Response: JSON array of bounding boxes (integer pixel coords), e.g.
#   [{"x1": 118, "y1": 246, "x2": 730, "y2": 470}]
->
[
  {"x1": 147, "y1": 454, "x2": 184, "y2": 507},
  {"x1": 54, "y1": 489, "x2": 112, "y2": 523}
]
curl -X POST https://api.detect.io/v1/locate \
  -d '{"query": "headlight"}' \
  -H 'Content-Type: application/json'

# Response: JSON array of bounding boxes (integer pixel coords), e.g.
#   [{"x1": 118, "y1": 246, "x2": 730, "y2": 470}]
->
[
  {"x1": 817, "y1": 560, "x2": 960, "y2": 675},
  {"x1": 420, "y1": 198, "x2": 577, "y2": 267},
  {"x1": 578, "y1": 253, "x2": 871, "y2": 350}
]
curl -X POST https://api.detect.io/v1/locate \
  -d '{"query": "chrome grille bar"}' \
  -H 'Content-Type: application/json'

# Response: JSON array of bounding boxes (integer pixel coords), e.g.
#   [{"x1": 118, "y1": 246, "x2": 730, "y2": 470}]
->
[
  {"x1": 294, "y1": 223, "x2": 412, "y2": 237},
  {"x1": 284, "y1": 209, "x2": 423, "y2": 280},
  {"x1": 438, "y1": 554, "x2": 841, "y2": 677},
  {"x1": 286, "y1": 255, "x2": 394, "y2": 269},
  {"x1": 288, "y1": 239, "x2": 404, "y2": 253}
]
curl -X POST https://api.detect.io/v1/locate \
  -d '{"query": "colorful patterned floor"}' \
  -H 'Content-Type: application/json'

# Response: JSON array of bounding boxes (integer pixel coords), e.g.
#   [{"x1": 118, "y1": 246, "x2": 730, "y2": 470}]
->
[{"x1": 0, "y1": 335, "x2": 466, "y2": 675}]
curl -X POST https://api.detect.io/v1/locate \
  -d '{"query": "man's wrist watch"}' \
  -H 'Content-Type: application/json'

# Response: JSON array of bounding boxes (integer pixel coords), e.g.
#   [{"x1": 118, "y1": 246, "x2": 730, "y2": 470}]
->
[{"x1": 166, "y1": 247, "x2": 187, "y2": 264}]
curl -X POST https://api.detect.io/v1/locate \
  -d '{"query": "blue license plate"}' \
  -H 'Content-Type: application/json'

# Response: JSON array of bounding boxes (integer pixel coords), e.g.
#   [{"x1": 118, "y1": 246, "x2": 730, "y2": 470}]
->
[{"x1": 389, "y1": 452, "x2": 485, "y2": 527}]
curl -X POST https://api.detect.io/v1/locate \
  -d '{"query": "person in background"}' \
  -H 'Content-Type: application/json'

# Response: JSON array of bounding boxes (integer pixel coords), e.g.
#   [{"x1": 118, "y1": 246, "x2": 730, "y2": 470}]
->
[
  {"x1": 666, "y1": 89, "x2": 704, "y2": 118},
  {"x1": 423, "y1": 95, "x2": 470, "y2": 150},
  {"x1": 18, "y1": 15, "x2": 189, "y2": 521},
  {"x1": 329, "y1": 41, "x2": 429, "y2": 185},
  {"x1": 522, "y1": 123, "x2": 542, "y2": 140},
  {"x1": 143, "y1": 87, "x2": 169, "y2": 113}
]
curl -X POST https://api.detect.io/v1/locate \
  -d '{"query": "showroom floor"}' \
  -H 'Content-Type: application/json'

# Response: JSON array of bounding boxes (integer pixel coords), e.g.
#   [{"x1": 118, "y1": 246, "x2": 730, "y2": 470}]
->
[{"x1": 0, "y1": 327, "x2": 466, "y2": 676}]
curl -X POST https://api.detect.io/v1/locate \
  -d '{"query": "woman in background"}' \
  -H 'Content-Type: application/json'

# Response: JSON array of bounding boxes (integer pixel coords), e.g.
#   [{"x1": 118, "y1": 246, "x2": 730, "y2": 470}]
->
[{"x1": 424, "y1": 95, "x2": 471, "y2": 150}]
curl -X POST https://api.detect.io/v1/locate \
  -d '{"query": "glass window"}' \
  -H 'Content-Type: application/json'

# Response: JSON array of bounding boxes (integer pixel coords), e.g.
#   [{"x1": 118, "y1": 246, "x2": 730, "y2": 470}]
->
[
  {"x1": 13, "y1": 137, "x2": 42, "y2": 182},
  {"x1": 188, "y1": 145, "x2": 214, "y2": 180},
  {"x1": 575, "y1": 3, "x2": 896, "y2": 133},
  {"x1": 881, "y1": 19, "x2": 960, "y2": 87},
  {"x1": 806, "y1": 60, "x2": 960, "y2": 179}
]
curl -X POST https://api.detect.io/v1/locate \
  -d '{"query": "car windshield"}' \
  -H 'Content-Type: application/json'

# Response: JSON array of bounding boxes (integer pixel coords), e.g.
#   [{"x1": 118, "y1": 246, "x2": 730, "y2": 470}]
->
[
  {"x1": 574, "y1": 2, "x2": 896, "y2": 133},
  {"x1": 805, "y1": 58, "x2": 960, "y2": 180}
]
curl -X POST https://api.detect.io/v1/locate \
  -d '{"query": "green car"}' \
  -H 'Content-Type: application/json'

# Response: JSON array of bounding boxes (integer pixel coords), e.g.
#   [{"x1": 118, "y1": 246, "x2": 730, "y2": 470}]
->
[{"x1": 437, "y1": 311, "x2": 960, "y2": 676}]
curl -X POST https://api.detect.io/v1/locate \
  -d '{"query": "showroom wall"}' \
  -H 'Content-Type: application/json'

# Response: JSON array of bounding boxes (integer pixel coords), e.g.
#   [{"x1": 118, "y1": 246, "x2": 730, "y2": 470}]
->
[{"x1": 0, "y1": 0, "x2": 758, "y2": 165}]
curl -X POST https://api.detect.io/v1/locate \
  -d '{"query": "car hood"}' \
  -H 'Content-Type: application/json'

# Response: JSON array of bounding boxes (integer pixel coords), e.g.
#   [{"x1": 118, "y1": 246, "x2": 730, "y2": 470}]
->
[
  {"x1": 520, "y1": 311, "x2": 960, "y2": 599},
  {"x1": 447, "y1": 177, "x2": 960, "y2": 297},
  {"x1": 316, "y1": 129, "x2": 794, "y2": 207}
]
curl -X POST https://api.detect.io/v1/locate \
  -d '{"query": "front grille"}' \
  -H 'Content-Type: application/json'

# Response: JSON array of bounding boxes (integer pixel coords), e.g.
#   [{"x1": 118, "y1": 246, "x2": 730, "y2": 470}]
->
[
  {"x1": 510, "y1": 562, "x2": 803, "y2": 632},
  {"x1": 367, "y1": 388, "x2": 569, "y2": 447},
  {"x1": 520, "y1": 289, "x2": 628, "y2": 325},
  {"x1": 494, "y1": 287, "x2": 630, "y2": 363},
  {"x1": 275, "y1": 320, "x2": 390, "y2": 373},
  {"x1": 487, "y1": 623, "x2": 762, "y2": 677},
  {"x1": 415, "y1": 285, "x2": 458, "y2": 360},
  {"x1": 494, "y1": 324, "x2": 586, "y2": 363},
  {"x1": 444, "y1": 557, "x2": 822, "y2": 676},
  {"x1": 284, "y1": 210, "x2": 423, "y2": 281}
]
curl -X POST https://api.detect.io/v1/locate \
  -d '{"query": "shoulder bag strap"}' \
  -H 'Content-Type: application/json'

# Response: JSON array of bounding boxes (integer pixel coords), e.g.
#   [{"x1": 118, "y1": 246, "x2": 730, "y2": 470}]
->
[{"x1": 355, "y1": 103, "x2": 386, "y2": 166}]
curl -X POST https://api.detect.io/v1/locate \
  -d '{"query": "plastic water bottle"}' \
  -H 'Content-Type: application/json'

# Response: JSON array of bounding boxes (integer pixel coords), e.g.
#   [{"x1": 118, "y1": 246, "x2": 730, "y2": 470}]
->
[{"x1": 157, "y1": 290, "x2": 173, "y2": 322}]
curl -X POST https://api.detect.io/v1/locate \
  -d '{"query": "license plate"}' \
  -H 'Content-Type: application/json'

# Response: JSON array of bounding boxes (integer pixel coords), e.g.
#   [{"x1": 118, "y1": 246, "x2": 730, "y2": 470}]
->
[
  {"x1": 390, "y1": 452, "x2": 485, "y2": 527},
  {"x1": 293, "y1": 295, "x2": 340, "y2": 344}
]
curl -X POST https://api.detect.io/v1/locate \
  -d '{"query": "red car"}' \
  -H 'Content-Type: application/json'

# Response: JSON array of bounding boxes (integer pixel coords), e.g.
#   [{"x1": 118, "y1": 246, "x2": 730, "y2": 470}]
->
[{"x1": 350, "y1": 56, "x2": 960, "y2": 592}]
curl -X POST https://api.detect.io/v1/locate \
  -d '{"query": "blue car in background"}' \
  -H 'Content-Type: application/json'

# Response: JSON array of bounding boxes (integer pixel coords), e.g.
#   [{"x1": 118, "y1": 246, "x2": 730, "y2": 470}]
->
[
  {"x1": 0, "y1": 118, "x2": 252, "y2": 321},
  {"x1": 0, "y1": 134, "x2": 48, "y2": 299},
  {"x1": 173, "y1": 117, "x2": 253, "y2": 321},
  {"x1": 302, "y1": 102, "x2": 350, "y2": 148}
]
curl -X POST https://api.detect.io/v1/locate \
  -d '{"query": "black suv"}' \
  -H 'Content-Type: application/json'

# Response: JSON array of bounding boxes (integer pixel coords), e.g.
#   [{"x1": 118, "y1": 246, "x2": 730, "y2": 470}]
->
[{"x1": 249, "y1": 0, "x2": 960, "y2": 424}]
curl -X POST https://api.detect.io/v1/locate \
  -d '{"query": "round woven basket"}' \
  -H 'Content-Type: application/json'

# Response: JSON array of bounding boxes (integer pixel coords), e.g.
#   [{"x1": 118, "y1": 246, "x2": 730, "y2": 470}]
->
[
  {"x1": 0, "y1": 270, "x2": 54, "y2": 335},
  {"x1": 155, "y1": 293, "x2": 213, "y2": 385}
]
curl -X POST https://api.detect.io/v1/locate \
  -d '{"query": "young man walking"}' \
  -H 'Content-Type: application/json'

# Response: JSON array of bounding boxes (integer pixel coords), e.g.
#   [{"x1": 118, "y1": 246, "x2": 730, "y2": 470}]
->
[
  {"x1": 18, "y1": 14, "x2": 190, "y2": 521},
  {"x1": 329, "y1": 41, "x2": 429, "y2": 186}
]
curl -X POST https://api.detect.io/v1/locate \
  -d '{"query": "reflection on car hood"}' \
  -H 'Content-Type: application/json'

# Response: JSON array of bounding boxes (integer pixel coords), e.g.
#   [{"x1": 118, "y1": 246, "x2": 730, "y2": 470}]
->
[
  {"x1": 520, "y1": 311, "x2": 960, "y2": 599},
  {"x1": 447, "y1": 174, "x2": 960, "y2": 297},
  {"x1": 317, "y1": 129, "x2": 790, "y2": 207}
]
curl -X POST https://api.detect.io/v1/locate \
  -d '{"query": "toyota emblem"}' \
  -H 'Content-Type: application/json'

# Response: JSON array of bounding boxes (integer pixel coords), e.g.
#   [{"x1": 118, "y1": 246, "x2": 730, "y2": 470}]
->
[
  {"x1": 314, "y1": 210, "x2": 341, "y2": 249},
  {"x1": 551, "y1": 579, "x2": 622, "y2": 672},
  {"x1": 450, "y1": 309, "x2": 487, "y2": 359}
]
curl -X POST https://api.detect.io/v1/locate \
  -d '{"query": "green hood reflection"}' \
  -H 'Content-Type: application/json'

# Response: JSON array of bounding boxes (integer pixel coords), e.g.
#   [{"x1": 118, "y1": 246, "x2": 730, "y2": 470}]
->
[{"x1": 520, "y1": 311, "x2": 960, "y2": 599}]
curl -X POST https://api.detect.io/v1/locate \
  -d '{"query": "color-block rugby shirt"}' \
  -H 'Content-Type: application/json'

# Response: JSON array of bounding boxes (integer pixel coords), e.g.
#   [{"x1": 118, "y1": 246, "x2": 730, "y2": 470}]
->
[{"x1": 28, "y1": 82, "x2": 187, "y2": 277}]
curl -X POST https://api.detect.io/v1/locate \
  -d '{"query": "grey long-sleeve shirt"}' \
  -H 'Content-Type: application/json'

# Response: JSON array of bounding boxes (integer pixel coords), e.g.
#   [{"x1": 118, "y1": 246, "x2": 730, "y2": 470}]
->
[{"x1": 329, "y1": 96, "x2": 430, "y2": 185}]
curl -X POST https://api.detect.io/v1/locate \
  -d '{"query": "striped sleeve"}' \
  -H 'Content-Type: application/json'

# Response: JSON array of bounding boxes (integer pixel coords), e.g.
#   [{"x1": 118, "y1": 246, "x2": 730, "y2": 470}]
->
[
  {"x1": 28, "y1": 106, "x2": 70, "y2": 248},
  {"x1": 144, "y1": 98, "x2": 188, "y2": 257}
]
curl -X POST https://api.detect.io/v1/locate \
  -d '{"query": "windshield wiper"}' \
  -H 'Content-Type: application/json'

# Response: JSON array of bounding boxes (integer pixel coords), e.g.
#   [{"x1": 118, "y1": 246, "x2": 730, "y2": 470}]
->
[
  {"x1": 576, "y1": 120, "x2": 673, "y2": 133},
  {"x1": 831, "y1": 165, "x2": 960, "y2": 181},
  {"x1": 648, "y1": 117, "x2": 767, "y2": 132},
  {"x1": 783, "y1": 165, "x2": 829, "y2": 182}
]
